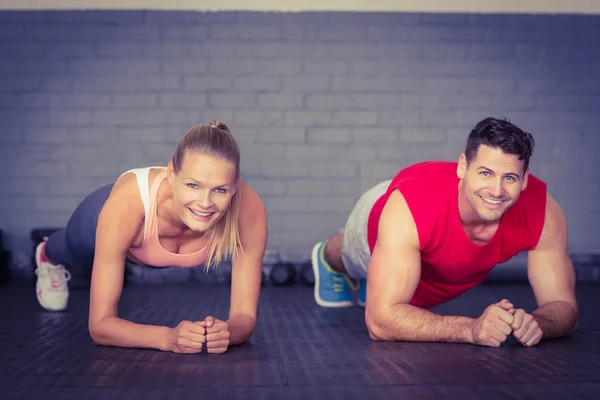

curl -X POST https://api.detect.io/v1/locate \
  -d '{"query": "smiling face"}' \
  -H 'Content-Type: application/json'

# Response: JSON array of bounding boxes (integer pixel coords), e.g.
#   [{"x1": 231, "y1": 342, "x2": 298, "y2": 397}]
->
[
  {"x1": 457, "y1": 144, "x2": 529, "y2": 223},
  {"x1": 167, "y1": 151, "x2": 238, "y2": 233}
]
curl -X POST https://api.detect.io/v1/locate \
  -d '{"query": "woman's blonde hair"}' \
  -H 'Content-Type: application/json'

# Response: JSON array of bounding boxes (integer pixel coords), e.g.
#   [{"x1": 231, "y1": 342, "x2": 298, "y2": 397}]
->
[{"x1": 171, "y1": 120, "x2": 242, "y2": 270}]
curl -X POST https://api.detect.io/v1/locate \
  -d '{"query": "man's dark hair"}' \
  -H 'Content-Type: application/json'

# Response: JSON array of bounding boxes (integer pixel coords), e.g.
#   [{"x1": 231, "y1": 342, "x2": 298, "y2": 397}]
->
[{"x1": 464, "y1": 117, "x2": 535, "y2": 172}]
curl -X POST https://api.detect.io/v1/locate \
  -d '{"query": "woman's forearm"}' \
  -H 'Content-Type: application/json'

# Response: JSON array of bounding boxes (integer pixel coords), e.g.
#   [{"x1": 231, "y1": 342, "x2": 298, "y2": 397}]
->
[{"x1": 89, "y1": 316, "x2": 171, "y2": 351}]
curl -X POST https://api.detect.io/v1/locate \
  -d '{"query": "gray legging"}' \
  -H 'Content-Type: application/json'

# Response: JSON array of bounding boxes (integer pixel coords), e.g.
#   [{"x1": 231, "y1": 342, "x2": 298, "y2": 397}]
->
[{"x1": 45, "y1": 184, "x2": 113, "y2": 269}]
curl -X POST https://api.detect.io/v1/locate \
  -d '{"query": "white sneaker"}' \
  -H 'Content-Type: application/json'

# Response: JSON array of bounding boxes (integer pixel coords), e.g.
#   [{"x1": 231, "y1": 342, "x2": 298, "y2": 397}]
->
[{"x1": 35, "y1": 240, "x2": 71, "y2": 311}]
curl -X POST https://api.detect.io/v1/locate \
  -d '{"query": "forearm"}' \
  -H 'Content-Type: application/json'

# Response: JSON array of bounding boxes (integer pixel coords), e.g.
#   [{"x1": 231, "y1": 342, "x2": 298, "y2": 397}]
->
[
  {"x1": 532, "y1": 301, "x2": 578, "y2": 339},
  {"x1": 227, "y1": 314, "x2": 256, "y2": 345},
  {"x1": 367, "y1": 303, "x2": 475, "y2": 343},
  {"x1": 90, "y1": 316, "x2": 171, "y2": 351}
]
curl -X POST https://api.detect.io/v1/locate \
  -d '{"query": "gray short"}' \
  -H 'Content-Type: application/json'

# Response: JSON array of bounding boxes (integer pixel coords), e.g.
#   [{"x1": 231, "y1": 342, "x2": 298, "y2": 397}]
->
[{"x1": 341, "y1": 180, "x2": 392, "y2": 280}]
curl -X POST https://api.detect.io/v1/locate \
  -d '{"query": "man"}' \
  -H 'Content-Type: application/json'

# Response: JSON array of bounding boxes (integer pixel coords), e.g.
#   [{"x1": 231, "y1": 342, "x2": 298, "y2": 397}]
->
[{"x1": 311, "y1": 117, "x2": 578, "y2": 347}]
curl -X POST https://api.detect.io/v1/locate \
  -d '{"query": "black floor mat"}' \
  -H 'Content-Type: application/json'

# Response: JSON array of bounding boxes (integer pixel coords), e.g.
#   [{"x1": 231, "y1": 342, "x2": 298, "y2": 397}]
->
[{"x1": 1, "y1": 281, "x2": 599, "y2": 399}]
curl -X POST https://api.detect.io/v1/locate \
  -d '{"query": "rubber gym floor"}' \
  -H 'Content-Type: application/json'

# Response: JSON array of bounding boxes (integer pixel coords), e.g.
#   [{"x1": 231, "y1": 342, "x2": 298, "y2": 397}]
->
[{"x1": 1, "y1": 279, "x2": 599, "y2": 400}]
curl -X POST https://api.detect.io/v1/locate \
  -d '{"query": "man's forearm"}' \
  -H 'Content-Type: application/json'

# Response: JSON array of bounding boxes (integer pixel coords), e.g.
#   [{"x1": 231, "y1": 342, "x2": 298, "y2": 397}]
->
[
  {"x1": 90, "y1": 317, "x2": 171, "y2": 351},
  {"x1": 532, "y1": 301, "x2": 578, "y2": 339},
  {"x1": 367, "y1": 304, "x2": 475, "y2": 343},
  {"x1": 227, "y1": 314, "x2": 256, "y2": 345}
]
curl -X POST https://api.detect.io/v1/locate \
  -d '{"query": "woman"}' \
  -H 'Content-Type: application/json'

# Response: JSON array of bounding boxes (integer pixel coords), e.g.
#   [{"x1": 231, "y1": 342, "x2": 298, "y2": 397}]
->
[{"x1": 34, "y1": 121, "x2": 268, "y2": 354}]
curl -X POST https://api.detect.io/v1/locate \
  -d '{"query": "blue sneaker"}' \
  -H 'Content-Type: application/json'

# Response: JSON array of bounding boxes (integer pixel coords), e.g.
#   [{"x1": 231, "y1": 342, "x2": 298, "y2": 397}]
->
[
  {"x1": 311, "y1": 241, "x2": 353, "y2": 307},
  {"x1": 357, "y1": 279, "x2": 366, "y2": 307}
]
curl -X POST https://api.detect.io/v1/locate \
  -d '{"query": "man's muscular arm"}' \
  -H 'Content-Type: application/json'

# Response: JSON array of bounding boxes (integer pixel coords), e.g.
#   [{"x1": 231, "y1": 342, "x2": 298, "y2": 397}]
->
[
  {"x1": 526, "y1": 192, "x2": 578, "y2": 340},
  {"x1": 365, "y1": 190, "x2": 515, "y2": 347},
  {"x1": 365, "y1": 190, "x2": 475, "y2": 343}
]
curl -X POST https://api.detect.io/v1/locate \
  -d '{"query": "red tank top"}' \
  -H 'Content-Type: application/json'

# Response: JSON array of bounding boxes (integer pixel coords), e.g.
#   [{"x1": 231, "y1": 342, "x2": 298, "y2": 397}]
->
[{"x1": 367, "y1": 161, "x2": 547, "y2": 309}]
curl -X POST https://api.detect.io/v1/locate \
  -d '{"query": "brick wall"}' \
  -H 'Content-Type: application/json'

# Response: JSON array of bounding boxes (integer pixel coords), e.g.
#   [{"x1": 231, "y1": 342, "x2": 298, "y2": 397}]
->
[{"x1": 0, "y1": 11, "x2": 599, "y2": 278}]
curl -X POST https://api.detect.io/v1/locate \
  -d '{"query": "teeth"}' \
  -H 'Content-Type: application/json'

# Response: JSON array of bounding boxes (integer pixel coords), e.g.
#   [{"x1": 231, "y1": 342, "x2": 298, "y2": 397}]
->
[
  {"x1": 191, "y1": 209, "x2": 211, "y2": 217},
  {"x1": 481, "y1": 196, "x2": 502, "y2": 205}
]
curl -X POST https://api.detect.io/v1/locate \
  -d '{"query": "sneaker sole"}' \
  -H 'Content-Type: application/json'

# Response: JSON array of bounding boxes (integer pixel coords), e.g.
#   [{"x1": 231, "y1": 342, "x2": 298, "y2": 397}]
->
[{"x1": 311, "y1": 242, "x2": 353, "y2": 308}]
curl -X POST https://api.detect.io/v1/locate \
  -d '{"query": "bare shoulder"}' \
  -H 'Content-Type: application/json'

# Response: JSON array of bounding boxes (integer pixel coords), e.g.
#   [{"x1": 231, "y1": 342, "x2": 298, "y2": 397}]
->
[
  {"x1": 238, "y1": 180, "x2": 267, "y2": 223},
  {"x1": 231, "y1": 180, "x2": 267, "y2": 259},
  {"x1": 104, "y1": 171, "x2": 145, "y2": 217},
  {"x1": 377, "y1": 189, "x2": 420, "y2": 251},
  {"x1": 535, "y1": 192, "x2": 568, "y2": 251},
  {"x1": 95, "y1": 171, "x2": 146, "y2": 248}
]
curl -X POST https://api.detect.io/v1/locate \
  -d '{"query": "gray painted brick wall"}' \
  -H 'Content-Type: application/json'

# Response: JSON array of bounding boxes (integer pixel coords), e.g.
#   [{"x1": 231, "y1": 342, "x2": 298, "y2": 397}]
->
[{"x1": 0, "y1": 10, "x2": 599, "y2": 278}]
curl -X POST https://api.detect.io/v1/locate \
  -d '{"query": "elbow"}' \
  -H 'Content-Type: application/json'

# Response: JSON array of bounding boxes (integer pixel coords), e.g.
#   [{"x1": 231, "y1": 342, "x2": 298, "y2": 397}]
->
[
  {"x1": 368, "y1": 328, "x2": 383, "y2": 341},
  {"x1": 88, "y1": 318, "x2": 110, "y2": 346},
  {"x1": 555, "y1": 313, "x2": 579, "y2": 340},
  {"x1": 88, "y1": 325, "x2": 103, "y2": 345},
  {"x1": 366, "y1": 302, "x2": 413, "y2": 341},
  {"x1": 365, "y1": 308, "x2": 388, "y2": 341},
  {"x1": 235, "y1": 326, "x2": 255, "y2": 346},
  {"x1": 229, "y1": 314, "x2": 256, "y2": 346},
  {"x1": 569, "y1": 310, "x2": 579, "y2": 335},
  {"x1": 563, "y1": 301, "x2": 579, "y2": 336},
  {"x1": 234, "y1": 335, "x2": 252, "y2": 346}
]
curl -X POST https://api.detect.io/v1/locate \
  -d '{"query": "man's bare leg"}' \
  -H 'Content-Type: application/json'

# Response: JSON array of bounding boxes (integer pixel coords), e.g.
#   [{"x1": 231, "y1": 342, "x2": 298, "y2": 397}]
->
[{"x1": 323, "y1": 233, "x2": 348, "y2": 274}]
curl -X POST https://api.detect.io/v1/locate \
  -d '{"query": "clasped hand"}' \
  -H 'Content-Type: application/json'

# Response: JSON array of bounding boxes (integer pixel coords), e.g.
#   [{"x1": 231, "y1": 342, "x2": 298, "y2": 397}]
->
[
  {"x1": 472, "y1": 299, "x2": 543, "y2": 347},
  {"x1": 167, "y1": 315, "x2": 231, "y2": 354}
]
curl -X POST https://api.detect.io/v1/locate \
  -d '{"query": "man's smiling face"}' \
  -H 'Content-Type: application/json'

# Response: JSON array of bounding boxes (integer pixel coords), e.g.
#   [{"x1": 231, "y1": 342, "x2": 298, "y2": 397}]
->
[{"x1": 457, "y1": 144, "x2": 530, "y2": 222}]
